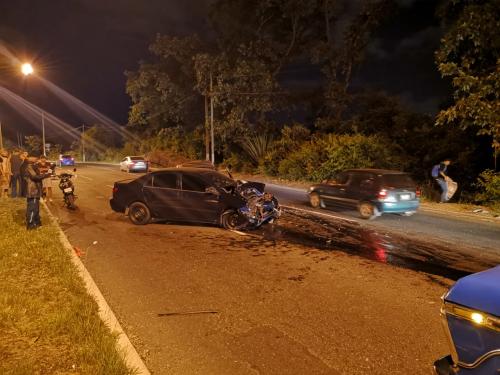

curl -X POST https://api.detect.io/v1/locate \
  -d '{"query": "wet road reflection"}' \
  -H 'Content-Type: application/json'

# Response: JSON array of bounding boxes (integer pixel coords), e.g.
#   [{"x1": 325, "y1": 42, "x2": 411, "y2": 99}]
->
[{"x1": 260, "y1": 208, "x2": 499, "y2": 280}]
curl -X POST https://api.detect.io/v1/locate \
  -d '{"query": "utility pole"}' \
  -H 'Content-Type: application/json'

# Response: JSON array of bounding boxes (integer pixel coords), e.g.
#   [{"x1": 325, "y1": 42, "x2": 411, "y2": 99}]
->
[
  {"x1": 42, "y1": 111, "x2": 46, "y2": 156},
  {"x1": 210, "y1": 71, "x2": 215, "y2": 164},
  {"x1": 204, "y1": 95, "x2": 210, "y2": 161},
  {"x1": 0, "y1": 121, "x2": 3, "y2": 150},
  {"x1": 82, "y1": 124, "x2": 86, "y2": 162}
]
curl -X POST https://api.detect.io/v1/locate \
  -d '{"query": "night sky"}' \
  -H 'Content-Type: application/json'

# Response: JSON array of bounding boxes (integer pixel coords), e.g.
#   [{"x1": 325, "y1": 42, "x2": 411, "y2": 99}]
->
[{"x1": 0, "y1": 0, "x2": 450, "y2": 144}]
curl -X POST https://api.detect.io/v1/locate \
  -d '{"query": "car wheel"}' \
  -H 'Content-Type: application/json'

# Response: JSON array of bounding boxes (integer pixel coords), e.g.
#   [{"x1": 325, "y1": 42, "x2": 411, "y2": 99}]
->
[
  {"x1": 221, "y1": 210, "x2": 246, "y2": 230},
  {"x1": 358, "y1": 202, "x2": 378, "y2": 220},
  {"x1": 128, "y1": 202, "x2": 151, "y2": 225},
  {"x1": 309, "y1": 192, "x2": 324, "y2": 209}
]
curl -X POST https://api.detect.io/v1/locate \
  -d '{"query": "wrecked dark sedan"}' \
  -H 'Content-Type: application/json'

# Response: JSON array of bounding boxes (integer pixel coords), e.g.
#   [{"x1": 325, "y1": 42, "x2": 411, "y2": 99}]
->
[{"x1": 110, "y1": 168, "x2": 280, "y2": 229}]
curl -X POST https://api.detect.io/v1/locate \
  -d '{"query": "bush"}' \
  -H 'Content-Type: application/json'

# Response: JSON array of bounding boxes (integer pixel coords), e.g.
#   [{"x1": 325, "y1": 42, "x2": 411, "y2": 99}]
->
[
  {"x1": 223, "y1": 152, "x2": 257, "y2": 174},
  {"x1": 278, "y1": 134, "x2": 405, "y2": 181},
  {"x1": 261, "y1": 124, "x2": 311, "y2": 176},
  {"x1": 474, "y1": 170, "x2": 500, "y2": 211}
]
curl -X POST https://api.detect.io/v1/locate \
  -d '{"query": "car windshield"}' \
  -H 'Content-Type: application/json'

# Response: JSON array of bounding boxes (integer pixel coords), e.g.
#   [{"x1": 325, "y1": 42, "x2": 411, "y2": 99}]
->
[
  {"x1": 208, "y1": 172, "x2": 236, "y2": 189},
  {"x1": 130, "y1": 157, "x2": 144, "y2": 161},
  {"x1": 381, "y1": 174, "x2": 415, "y2": 188}
]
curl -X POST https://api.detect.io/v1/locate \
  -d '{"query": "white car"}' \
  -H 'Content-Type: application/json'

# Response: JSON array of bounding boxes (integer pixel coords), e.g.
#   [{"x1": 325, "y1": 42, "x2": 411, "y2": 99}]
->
[{"x1": 119, "y1": 156, "x2": 149, "y2": 173}]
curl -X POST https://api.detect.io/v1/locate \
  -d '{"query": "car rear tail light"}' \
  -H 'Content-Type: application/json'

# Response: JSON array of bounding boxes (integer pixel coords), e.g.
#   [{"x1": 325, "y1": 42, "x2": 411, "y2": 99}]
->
[
  {"x1": 112, "y1": 186, "x2": 118, "y2": 194},
  {"x1": 416, "y1": 189, "x2": 421, "y2": 198},
  {"x1": 378, "y1": 189, "x2": 388, "y2": 199}
]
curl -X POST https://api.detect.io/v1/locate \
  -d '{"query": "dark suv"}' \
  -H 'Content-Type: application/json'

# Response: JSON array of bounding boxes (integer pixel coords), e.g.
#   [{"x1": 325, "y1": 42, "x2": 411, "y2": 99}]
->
[{"x1": 308, "y1": 169, "x2": 420, "y2": 219}]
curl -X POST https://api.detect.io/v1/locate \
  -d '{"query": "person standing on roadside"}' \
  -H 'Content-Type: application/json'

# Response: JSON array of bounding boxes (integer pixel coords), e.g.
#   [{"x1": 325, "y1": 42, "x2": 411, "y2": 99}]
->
[
  {"x1": 0, "y1": 149, "x2": 12, "y2": 198},
  {"x1": 431, "y1": 159, "x2": 452, "y2": 203},
  {"x1": 9, "y1": 149, "x2": 24, "y2": 198},
  {"x1": 37, "y1": 155, "x2": 54, "y2": 202},
  {"x1": 23, "y1": 155, "x2": 53, "y2": 230},
  {"x1": 19, "y1": 151, "x2": 28, "y2": 197}
]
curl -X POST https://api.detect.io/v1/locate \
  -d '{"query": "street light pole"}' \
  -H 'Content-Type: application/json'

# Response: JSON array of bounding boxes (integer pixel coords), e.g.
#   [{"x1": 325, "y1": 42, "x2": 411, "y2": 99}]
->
[
  {"x1": 210, "y1": 71, "x2": 215, "y2": 164},
  {"x1": 0, "y1": 121, "x2": 3, "y2": 150},
  {"x1": 41, "y1": 111, "x2": 46, "y2": 156},
  {"x1": 82, "y1": 124, "x2": 86, "y2": 162}
]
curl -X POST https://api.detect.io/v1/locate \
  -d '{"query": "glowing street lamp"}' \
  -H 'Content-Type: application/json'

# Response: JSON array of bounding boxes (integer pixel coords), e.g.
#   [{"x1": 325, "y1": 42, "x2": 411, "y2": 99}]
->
[
  {"x1": 20, "y1": 62, "x2": 46, "y2": 155},
  {"x1": 21, "y1": 63, "x2": 34, "y2": 76}
]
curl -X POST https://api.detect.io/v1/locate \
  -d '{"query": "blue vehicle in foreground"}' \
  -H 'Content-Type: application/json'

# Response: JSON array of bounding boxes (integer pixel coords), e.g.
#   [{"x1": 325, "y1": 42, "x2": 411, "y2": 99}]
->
[{"x1": 434, "y1": 266, "x2": 500, "y2": 374}]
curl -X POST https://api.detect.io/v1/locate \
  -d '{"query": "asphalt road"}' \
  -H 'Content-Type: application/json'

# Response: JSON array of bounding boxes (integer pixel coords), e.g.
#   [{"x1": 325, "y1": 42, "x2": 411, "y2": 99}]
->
[
  {"x1": 263, "y1": 183, "x2": 500, "y2": 256},
  {"x1": 46, "y1": 164, "x2": 500, "y2": 374}
]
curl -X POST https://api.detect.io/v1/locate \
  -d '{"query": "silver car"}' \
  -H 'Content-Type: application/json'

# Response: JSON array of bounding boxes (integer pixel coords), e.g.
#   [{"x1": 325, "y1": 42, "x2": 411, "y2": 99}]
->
[{"x1": 119, "y1": 156, "x2": 149, "y2": 173}]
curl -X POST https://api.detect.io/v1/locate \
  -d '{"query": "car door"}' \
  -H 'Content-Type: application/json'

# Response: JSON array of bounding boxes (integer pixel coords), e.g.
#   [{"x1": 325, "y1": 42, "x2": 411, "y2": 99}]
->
[
  {"x1": 179, "y1": 173, "x2": 222, "y2": 223},
  {"x1": 358, "y1": 173, "x2": 377, "y2": 201},
  {"x1": 120, "y1": 157, "x2": 127, "y2": 171},
  {"x1": 321, "y1": 171, "x2": 351, "y2": 206},
  {"x1": 142, "y1": 172, "x2": 183, "y2": 220},
  {"x1": 347, "y1": 172, "x2": 373, "y2": 203}
]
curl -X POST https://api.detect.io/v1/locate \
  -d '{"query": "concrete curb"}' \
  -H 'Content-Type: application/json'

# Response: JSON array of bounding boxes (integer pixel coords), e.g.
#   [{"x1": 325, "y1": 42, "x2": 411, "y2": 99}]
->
[{"x1": 41, "y1": 201, "x2": 151, "y2": 375}]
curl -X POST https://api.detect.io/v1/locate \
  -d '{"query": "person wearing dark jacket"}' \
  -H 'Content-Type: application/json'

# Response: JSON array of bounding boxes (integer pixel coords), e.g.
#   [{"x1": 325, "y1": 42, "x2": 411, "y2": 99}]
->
[
  {"x1": 19, "y1": 151, "x2": 28, "y2": 197},
  {"x1": 23, "y1": 156, "x2": 52, "y2": 230},
  {"x1": 9, "y1": 150, "x2": 24, "y2": 198}
]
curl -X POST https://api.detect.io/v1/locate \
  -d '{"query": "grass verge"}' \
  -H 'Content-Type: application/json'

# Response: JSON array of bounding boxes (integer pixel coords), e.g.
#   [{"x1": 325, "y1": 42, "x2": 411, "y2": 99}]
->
[{"x1": 0, "y1": 198, "x2": 134, "y2": 375}]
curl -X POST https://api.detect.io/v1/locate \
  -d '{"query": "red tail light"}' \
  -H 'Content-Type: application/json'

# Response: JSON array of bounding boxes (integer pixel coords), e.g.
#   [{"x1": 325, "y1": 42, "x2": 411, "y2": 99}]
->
[
  {"x1": 416, "y1": 188, "x2": 421, "y2": 198},
  {"x1": 112, "y1": 186, "x2": 118, "y2": 194},
  {"x1": 378, "y1": 189, "x2": 388, "y2": 199}
]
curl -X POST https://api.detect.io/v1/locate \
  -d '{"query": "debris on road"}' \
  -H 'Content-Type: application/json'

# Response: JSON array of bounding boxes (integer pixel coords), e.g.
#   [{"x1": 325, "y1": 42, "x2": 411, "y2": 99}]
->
[
  {"x1": 157, "y1": 310, "x2": 219, "y2": 317},
  {"x1": 73, "y1": 246, "x2": 85, "y2": 257}
]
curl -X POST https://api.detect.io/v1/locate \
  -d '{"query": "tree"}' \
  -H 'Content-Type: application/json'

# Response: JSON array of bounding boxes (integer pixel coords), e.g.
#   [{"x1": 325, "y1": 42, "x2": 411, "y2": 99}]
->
[
  {"x1": 24, "y1": 135, "x2": 42, "y2": 155},
  {"x1": 126, "y1": 35, "x2": 205, "y2": 134},
  {"x1": 436, "y1": 0, "x2": 500, "y2": 151}
]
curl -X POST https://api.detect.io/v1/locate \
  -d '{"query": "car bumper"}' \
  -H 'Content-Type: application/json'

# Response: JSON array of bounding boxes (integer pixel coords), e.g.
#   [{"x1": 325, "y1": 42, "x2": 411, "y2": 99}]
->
[
  {"x1": 378, "y1": 200, "x2": 419, "y2": 213},
  {"x1": 128, "y1": 165, "x2": 148, "y2": 172},
  {"x1": 110, "y1": 198, "x2": 126, "y2": 213},
  {"x1": 60, "y1": 161, "x2": 75, "y2": 166}
]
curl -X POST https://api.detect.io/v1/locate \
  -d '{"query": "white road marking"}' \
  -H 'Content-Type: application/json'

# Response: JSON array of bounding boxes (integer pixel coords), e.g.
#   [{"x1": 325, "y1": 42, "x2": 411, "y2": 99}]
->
[
  {"x1": 230, "y1": 230, "x2": 248, "y2": 236},
  {"x1": 78, "y1": 175, "x2": 93, "y2": 181},
  {"x1": 265, "y1": 183, "x2": 307, "y2": 193},
  {"x1": 282, "y1": 205, "x2": 359, "y2": 224}
]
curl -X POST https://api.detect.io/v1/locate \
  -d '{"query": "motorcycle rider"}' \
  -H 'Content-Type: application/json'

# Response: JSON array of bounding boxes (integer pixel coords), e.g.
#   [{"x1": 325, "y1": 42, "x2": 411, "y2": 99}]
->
[{"x1": 23, "y1": 154, "x2": 53, "y2": 230}]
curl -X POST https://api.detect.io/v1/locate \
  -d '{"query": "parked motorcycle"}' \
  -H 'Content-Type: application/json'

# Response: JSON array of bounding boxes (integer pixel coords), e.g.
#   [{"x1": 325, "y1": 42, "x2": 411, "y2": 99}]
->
[{"x1": 56, "y1": 169, "x2": 77, "y2": 210}]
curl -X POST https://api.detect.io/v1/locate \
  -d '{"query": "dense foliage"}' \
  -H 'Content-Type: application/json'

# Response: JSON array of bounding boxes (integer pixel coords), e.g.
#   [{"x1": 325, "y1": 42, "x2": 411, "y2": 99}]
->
[
  {"x1": 115, "y1": 0, "x2": 500, "y2": 205},
  {"x1": 436, "y1": 0, "x2": 500, "y2": 153}
]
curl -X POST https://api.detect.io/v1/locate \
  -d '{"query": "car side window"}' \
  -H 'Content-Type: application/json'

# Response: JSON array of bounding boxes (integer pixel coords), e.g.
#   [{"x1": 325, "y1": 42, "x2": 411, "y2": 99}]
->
[
  {"x1": 360, "y1": 175, "x2": 376, "y2": 189},
  {"x1": 181, "y1": 175, "x2": 206, "y2": 192},
  {"x1": 142, "y1": 176, "x2": 153, "y2": 187},
  {"x1": 153, "y1": 173, "x2": 178, "y2": 189},
  {"x1": 348, "y1": 173, "x2": 365, "y2": 187},
  {"x1": 336, "y1": 172, "x2": 349, "y2": 185}
]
